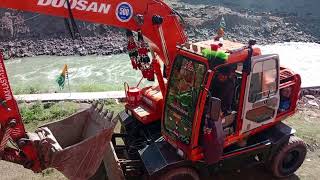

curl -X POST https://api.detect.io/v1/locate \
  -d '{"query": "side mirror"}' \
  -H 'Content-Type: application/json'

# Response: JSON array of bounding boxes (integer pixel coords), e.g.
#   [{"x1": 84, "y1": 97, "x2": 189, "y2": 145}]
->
[{"x1": 209, "y1": 97, "x2": 221, "y2": 121}]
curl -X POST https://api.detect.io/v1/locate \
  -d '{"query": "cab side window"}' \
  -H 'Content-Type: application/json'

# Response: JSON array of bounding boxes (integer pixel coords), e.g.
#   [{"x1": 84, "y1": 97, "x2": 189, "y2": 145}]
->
[{"x1": 248, "y1": 60, "x2": 277, "y2": 103}]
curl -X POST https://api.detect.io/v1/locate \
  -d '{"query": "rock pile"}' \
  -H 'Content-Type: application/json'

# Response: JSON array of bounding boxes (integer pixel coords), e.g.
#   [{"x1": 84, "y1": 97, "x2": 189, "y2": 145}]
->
[
  {"x1": 0, "y1": 36, "x2": 127, "y2": 60},
  {"x1": 172, "y1": 4, "x2": 318, "y2": 44},
  {"x1": 300, "y1": 88, "x2": 320, "y2": 110}
]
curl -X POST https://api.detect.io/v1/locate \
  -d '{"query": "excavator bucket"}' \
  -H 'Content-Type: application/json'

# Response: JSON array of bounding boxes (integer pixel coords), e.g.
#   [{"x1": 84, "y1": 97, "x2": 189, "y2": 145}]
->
[{"x1": 28, "y1": 102, "x2": 120, "y2": 180}]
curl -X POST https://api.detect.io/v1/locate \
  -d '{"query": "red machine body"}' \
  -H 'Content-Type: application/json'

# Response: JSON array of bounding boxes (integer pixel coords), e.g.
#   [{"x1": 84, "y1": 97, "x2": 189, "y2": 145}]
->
[
  {"x1": 125, "y1": 84, "x2": 142, "y2": 106},
  {"x1": 0, "y1": 1, "x2": 305, "y2": 179}
]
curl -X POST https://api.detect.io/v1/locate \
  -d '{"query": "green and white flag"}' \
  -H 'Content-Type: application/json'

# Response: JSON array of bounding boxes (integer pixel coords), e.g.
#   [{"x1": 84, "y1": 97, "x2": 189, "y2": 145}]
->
[
  {"x1": 220, "y1": 17, "x2": 226, "y2": 29},
  {"x1": 56, "y1": 64, "x2": 68, "y2": 90}
]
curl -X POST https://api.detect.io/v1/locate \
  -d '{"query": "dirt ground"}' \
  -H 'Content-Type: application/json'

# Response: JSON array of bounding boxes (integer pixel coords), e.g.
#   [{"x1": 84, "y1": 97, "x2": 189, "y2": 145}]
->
[{"x1": 0, "y1": 107, "x2": 319, "y2": 180}]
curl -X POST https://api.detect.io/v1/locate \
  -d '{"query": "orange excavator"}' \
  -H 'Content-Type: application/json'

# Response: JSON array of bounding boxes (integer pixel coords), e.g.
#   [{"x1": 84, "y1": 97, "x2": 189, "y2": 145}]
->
[{"x1": 0, "y1": 0, "x2": 306, "y2": 179}]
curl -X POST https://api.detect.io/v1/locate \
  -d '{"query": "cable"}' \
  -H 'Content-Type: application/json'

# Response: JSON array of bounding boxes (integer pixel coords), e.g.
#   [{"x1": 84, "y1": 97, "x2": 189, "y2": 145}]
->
[
  {"x1": 65, "y1": 0, "x2": 83, "y2": 42},
  {"x1": 64, "y1": 18, "x2": 75, "y2": 39}
]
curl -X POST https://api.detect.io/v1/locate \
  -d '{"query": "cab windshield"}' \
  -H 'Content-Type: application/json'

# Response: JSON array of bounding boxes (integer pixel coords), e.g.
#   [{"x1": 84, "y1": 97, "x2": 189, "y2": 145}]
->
[{"x1": 164, "y1": 55, "x2": 206, "y2": 144}]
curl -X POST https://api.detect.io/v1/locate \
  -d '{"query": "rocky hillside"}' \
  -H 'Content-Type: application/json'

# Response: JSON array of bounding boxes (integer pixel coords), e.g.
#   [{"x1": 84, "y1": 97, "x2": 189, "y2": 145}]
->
[
  {"x1": 181, "y1": 0, "x2": 320, "y2": 17},
  {"x1": 0, "y1": 10, "x2": 124, "y2": 40},
  {"x1": 173, "y1": 4, "x2": 318, "y2": 44},
  {"x1": 177, "y1": 0, "x2": 320, "y2": 42},
  {"x1": 0, "y1": 10, "x2": 127, "y2": 59},
  {"x1": 0, "y1": 0, "x2": 319, "y2": 59}
]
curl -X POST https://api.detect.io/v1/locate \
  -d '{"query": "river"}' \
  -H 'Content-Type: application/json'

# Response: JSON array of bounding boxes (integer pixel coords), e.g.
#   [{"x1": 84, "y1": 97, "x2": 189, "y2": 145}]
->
[
  {"x1": 4, "y1": 42, "x2": 320, "y2": 94},
  {"x1": 259, "y1": 42, "x2": 320, "y2": 88}
]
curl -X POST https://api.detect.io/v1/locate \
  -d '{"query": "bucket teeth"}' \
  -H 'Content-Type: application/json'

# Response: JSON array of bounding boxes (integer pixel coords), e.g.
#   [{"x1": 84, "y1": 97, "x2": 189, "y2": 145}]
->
[
  {"x1": 107, "y1": 111, "x2": 114, "y2": 120},
  {"x1": 92, "y1": 100, "x2": 98, "y2": 108},
  {"x1": 101, "y1": 108, "x2": 109, "y2": 117},
  {"x1": 96, "y1": 103, "x2": 104, "y2": 112},
  {"x1": 88, "y1": 102, "x2": 117, "y2": 128},
  {"x1": 111, "y1": 113, "x2": 120, "y2": 125}
]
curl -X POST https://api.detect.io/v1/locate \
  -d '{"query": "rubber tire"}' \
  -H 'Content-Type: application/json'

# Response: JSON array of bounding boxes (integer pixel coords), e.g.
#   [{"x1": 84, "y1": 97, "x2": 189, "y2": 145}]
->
[
  {"x1": 158, "y1": 167, "x2": 200, "y2": 180},
  {"x1": 270, "y1": 136, "x2": 307, "y2": 178}
]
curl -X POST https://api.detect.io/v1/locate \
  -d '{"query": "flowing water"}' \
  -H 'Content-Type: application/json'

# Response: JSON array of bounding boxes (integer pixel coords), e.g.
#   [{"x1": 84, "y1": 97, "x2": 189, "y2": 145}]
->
[
  {"x1": 5, "y1": 54, "x2": 152, "y2": 94},
  {"x1": 4, "y1": 42, "x2": 320, "y2": 94}
]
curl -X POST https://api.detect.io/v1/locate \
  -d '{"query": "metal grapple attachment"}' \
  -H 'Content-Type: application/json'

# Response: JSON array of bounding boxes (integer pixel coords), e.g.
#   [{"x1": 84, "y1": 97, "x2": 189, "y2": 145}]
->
[{"x1": 28, "y1": 102, "x2": 118, "y2": 180}]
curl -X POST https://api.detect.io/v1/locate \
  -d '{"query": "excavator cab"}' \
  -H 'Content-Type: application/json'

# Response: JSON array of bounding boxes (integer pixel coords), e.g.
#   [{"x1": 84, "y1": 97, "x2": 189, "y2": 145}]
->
[{"x1": 158, "y1": 41, "x2": 303, "y2": 174}]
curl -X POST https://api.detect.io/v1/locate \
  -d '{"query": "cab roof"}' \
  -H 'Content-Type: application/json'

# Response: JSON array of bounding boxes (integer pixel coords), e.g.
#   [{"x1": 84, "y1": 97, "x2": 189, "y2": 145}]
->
[
  {"x1": 177, "y1": 40, "x2": 262, "y2": 65},
  {"x1": 194, "y1": 39, "x2": 245, "y2": 51}
]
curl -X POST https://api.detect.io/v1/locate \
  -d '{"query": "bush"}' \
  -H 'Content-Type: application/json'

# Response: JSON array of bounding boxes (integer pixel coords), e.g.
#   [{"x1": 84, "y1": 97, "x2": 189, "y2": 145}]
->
[
  {"x1": 19, "y1": 101, "x2": 78, "y2": 124},
  {"x1": 13, "y1": 85, "x2": 48, "y2": 95}
]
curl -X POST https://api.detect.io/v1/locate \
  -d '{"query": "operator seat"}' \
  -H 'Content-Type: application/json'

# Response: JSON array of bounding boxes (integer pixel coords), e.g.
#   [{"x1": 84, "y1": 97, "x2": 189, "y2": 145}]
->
[{"x1": 222, "y1": 111, "x2": 237, "y2": 136}]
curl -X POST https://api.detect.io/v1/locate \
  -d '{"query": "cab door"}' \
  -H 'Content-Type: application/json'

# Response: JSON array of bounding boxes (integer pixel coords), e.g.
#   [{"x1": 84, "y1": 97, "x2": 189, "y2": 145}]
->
[{"x1": 241, "y1": 54, "x2": 280, "y2": 133}]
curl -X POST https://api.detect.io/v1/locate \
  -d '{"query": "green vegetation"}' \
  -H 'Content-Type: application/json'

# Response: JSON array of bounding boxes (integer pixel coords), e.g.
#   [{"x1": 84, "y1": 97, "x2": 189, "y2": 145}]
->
[
  {"x1": 12, "y1": 83, "x2": 124, "y2": 95},
  {"x1": 103, "y1": 99, "x2": 124, "y2": 114},
  {"x1": 20, "y1": 101, "x2": 78, "y2": 123},
  {"x1": 18, "y1": 100, "x2": 124, "y2": 132},
  {"x1": 13, "y1": 85, "x2": 47, "y2": 95},
  {"x1": 285, "y1": 109, "x2": 320, "y2": 147},
  {"x1": 19, "y1": 101, "x2": 79, "y2": 131}
]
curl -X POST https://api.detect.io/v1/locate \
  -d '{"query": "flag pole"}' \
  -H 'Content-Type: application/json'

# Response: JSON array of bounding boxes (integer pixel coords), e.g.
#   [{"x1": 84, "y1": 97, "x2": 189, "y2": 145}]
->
[
  {"x1": 67, "y1": 75, "x2": 71, "y2": 96},
  {"x1": 66, "y1": 65, "x2": 71, "y2": 97}
]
